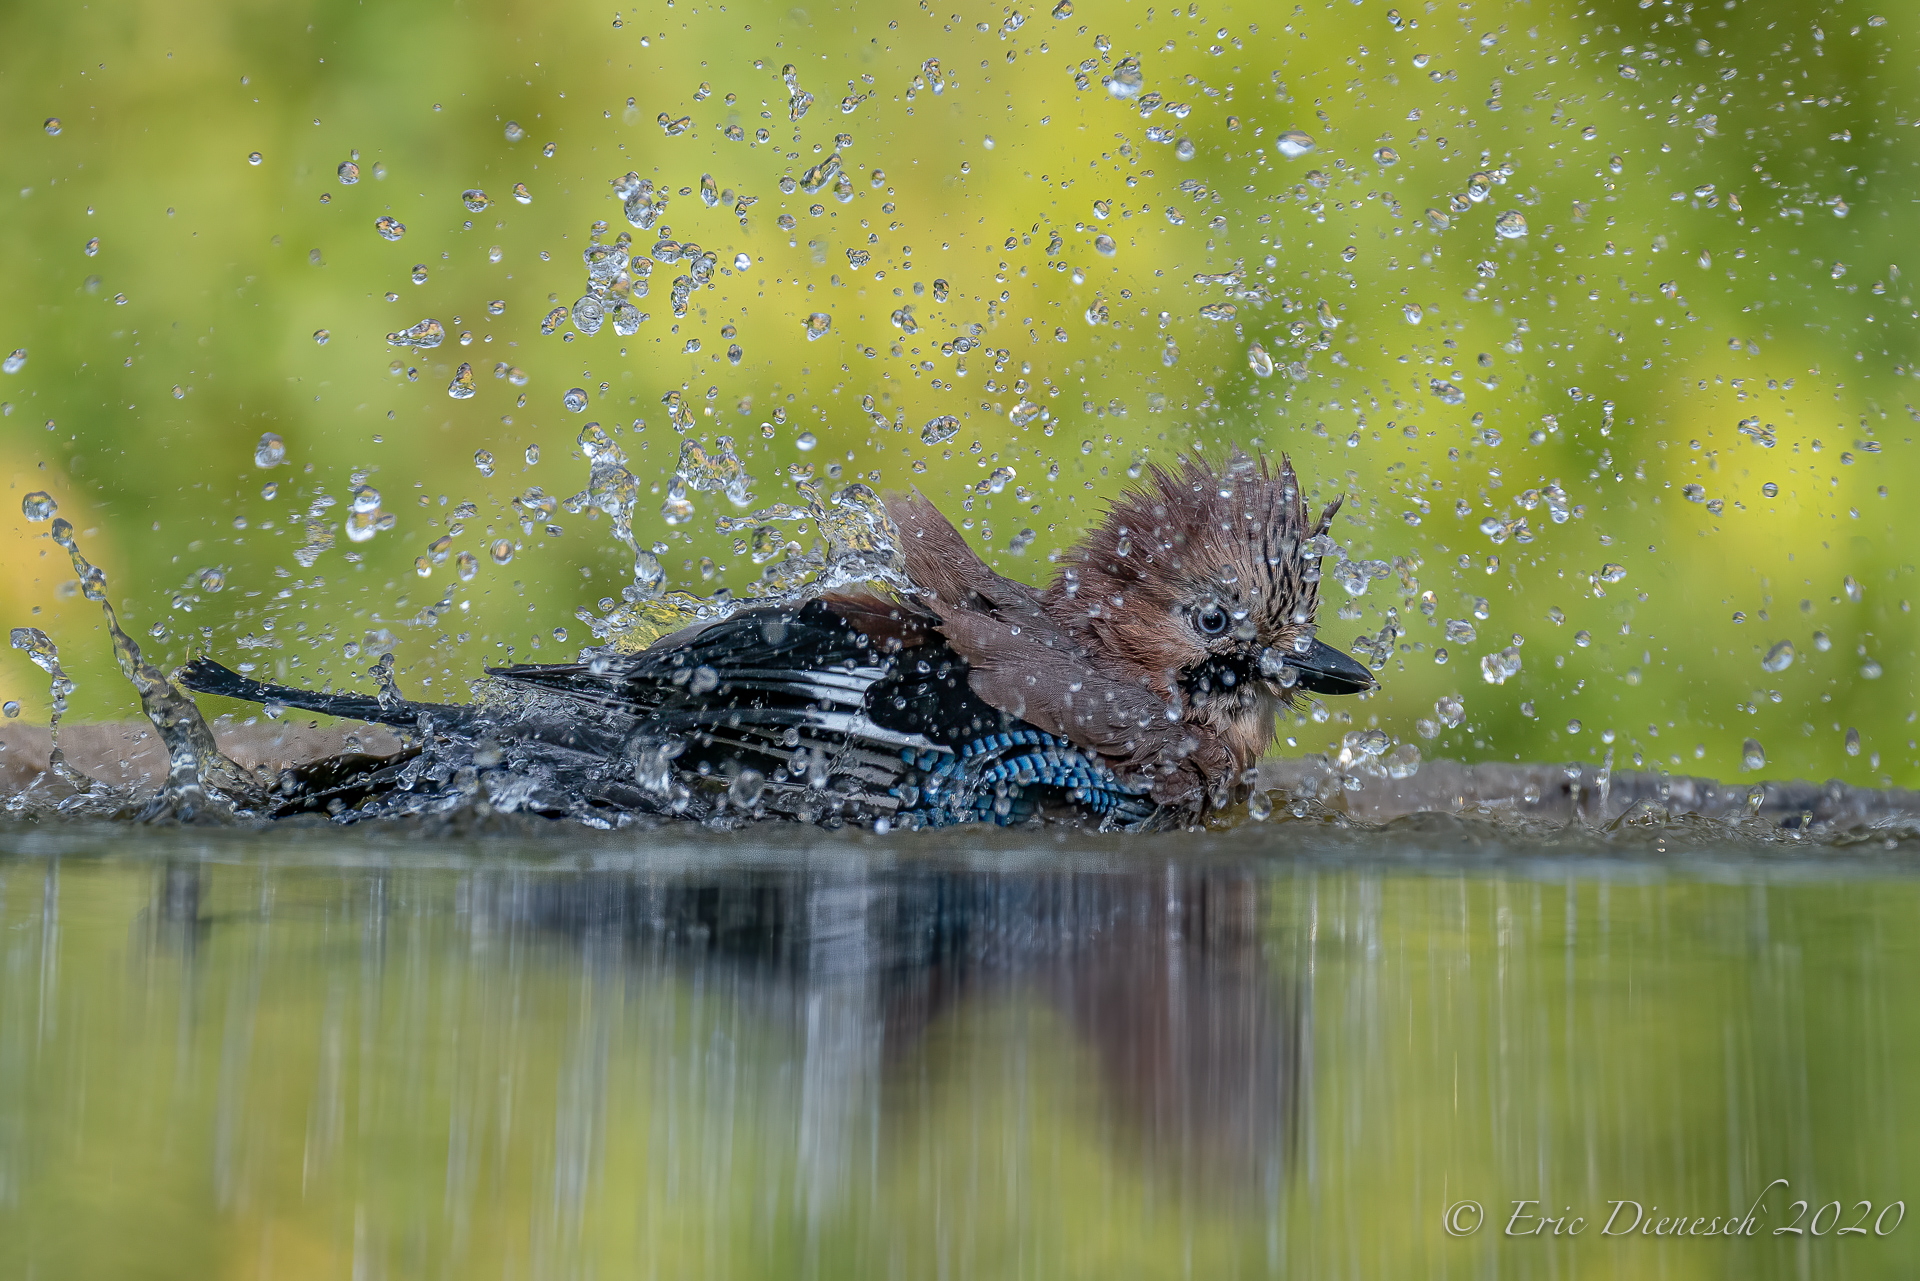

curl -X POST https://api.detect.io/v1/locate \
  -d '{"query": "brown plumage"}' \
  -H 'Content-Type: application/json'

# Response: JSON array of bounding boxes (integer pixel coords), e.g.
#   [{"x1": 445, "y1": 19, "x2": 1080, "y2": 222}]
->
[{"x1": 889, "y1": 450, "x2": 1372, "y2": 811}]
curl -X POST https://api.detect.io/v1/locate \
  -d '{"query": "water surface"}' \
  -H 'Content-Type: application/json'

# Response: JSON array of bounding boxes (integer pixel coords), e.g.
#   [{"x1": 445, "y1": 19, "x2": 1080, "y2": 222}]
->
[{"x1": 2, "y1": 820, "x2": 1915, "y2": 1279}]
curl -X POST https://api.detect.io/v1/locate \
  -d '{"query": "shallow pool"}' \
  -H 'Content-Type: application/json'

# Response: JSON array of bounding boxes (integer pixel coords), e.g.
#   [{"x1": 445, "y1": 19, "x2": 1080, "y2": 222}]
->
[{"x1": 2, "y1": 819, "x2": 1916, "y2": 1279}]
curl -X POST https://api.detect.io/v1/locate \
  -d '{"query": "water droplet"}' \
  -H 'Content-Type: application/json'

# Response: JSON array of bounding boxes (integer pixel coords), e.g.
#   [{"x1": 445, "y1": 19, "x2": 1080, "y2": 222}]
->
[
  {"x1": 1845, "y1": 727, "x2": 1862, "y2": 756},
  {"x1": 1247, "y1": 343, "x2": 1274, "y2": 377},
  {"x1": 804, "y1": 312, "x2": 832, "y2": 340},
  {"x1": 489, "y1": 539, "x2": 515, "y2": 565},
  {"x1": 734, "y1": 252, "x2": 752, "y2": 271},
  {"x1": 1844, "y1": 575, "x2": 1863, "y2": 603},
  {"x1": 541, "y1": 306, "x2": 568, "y2": 336},
  {"x1": 1598, "y1": 563, "x2": 1627, "y2": 583},
  {"x1": 1494, "y1": 210, "x2": 1528, "y2": 238},
  {"x1": 1761, "y1": 640, "x2": 1795, "y2": 672},
  {"x1": 254, "y1": 432, "x2": 285, "y2": 468},
  {"x1": 796, "y1": 431, "x2": 818, "y2": 451},
  {"x1": 729, "y1": 768, "x2": 766, "y2": 808},
  {"x1": 448, "y1": 363, "x2": 477, "y2": 399},
  {"x1": 386, "y1": 317, "x2": 444, "y2": 348},
  {"x1": 1742, "y1": 738, "x2": 1766, "y2": 771},
  {"x1": 311, "y1": 328, "x2": 331, "y2": 346},
  {"x1": 1106, "y1": 56, "x2": 1142, "y2": 98},
  {"x1": 1403, "y1": 303, "x2": 1424, "y2": 323},
  {"x1": 2, "y1": 349, "x2": 26, "y2": 375},
  {"x1": 1093, "y1": 234, "x2": 1117, "y2": 256},
  {"x1": 1374, "y1": 147, "x2": 1399, "y2": 165},
  {"x1": 571, "y1": 293, "x2": 606, "y2": 336},
  {"x1": 505, "y1": 121, "x2": 526, "y2": 142},
  {"x1": 2, "y1": 702, "x2": 16, "y2": 718},
  {"x1": 43, "y1": 118, "x2": 60, "y2": 136},
  {"x1": 410, "y1": 263, "x2": 429, "y2": 285},
  {"x1": 1275, "y1": 129, "x2": 1315, "y2": 158},
  {"x1": 461, "y1": 188, "x2": 490, "y2": 213},
  {"x1": 474, "y1": 449, "x2": 495, "y2": 476},
  {"x1": 564, "y1": 387, "x2": 589, "y2": 412},
  {"x1": 21, "y1": 491, "x2": 56, "y2": 522},
  {"x1": 921, "y1": 414, "x2": 961, "y2": 445},
  {"x1": 374, "y1": 216, "x2": 406, "y2": 241},
  {"x1": 247, "y1": 151, "x2": 263, "y2": 166}
]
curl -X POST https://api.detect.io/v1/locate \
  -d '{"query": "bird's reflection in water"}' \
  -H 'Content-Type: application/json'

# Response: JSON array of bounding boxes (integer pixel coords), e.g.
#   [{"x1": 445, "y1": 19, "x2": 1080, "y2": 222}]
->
[
  {"x1": 138, "y1": 860, "x2": 210, "y2": 960},
  {"x1": 460, "y1": 859, "x2": 1307, "y2": 1207}
]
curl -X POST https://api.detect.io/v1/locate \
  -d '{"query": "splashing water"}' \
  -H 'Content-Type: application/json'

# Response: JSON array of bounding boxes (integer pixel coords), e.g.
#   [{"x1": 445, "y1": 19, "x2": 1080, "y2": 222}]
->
[
  {"x1": 8, "y1": 628, "x2": 94, "y2": 799},
  {"x1": 28, "y1": 520, "x2": 260, "y2": 819},
  {"x1": 5, "y1": 0, "x2": 1910, "y2": 832},
  {"x1": 580, "y1": 454, "x2": 905, "y2": 657}
]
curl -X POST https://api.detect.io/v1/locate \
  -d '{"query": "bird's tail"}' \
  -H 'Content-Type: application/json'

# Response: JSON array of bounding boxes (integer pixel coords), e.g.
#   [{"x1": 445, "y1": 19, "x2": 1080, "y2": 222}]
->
[{"x1": 175, "y1": 656, "x2": 472, "y2": 730}]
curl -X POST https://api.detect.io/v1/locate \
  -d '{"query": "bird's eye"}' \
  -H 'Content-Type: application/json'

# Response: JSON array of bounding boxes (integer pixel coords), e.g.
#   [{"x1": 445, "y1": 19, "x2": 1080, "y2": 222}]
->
[{"x1": 1194, "y1": 606, "x2": 1230, "y2": 636}]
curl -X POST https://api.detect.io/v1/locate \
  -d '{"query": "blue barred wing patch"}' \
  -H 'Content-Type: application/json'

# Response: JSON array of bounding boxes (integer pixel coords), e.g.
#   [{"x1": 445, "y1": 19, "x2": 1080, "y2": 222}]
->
[{"x1": 894, "y1": 728, "x2": 1152, "y2": 826}]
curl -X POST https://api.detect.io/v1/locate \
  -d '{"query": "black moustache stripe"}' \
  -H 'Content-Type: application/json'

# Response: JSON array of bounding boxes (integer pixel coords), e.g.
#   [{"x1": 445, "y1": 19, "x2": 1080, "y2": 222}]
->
[{"x1": 1178, "y1": 652, "x2": 1265, "y2": 699}]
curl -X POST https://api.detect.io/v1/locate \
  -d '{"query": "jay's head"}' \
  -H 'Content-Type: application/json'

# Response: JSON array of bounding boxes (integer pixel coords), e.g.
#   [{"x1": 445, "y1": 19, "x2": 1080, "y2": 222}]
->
[{"x1": 1046, "y1": 451, "x2": 1373, "y2": 756}]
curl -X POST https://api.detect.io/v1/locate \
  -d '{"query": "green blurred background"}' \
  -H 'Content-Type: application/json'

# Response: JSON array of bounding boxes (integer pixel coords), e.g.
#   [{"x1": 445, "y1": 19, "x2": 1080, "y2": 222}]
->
[{"x1": 1, "y1": 0, "x2": 1914, "y2": 785}]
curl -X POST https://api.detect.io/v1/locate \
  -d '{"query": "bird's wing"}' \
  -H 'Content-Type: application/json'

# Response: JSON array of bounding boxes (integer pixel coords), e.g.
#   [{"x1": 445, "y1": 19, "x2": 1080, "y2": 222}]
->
[
  {"x1": 485, "y1": 594, "x2": 922, "y2": 713},
  {"x1": 887, "y1": 491, "x2": 1057, "y2": 624},
  {"x1": 884, "y1": 491, "x2": 1190, "y2": 784},
  {"x1": 486, "y1": 594, "x2": 955, "y2": 811},
  {"x1": 930, "y1": 605, "x2": 1192, "y2": 778}
]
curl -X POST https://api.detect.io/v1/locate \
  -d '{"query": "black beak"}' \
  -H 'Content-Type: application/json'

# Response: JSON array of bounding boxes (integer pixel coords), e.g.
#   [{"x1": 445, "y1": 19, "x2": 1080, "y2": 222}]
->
[{"x1": 1282, "y1": 638, "x2": 1376, "y2": 695}]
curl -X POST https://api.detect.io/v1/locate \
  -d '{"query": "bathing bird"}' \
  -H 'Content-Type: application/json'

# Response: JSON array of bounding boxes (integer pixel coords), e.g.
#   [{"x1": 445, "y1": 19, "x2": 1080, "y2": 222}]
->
[{"x1": 177, "y1": 451, "x2": 1374, "y2": 827}]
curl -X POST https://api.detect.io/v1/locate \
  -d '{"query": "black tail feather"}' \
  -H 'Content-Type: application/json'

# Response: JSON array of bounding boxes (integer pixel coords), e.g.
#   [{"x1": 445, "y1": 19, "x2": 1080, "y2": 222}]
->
[
  {"x1": 175, "y1": 656, "x2": 468, "y2": 729},
  {"x1": 175, "y1": 656, "x2": 631, "y2": 759}
]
